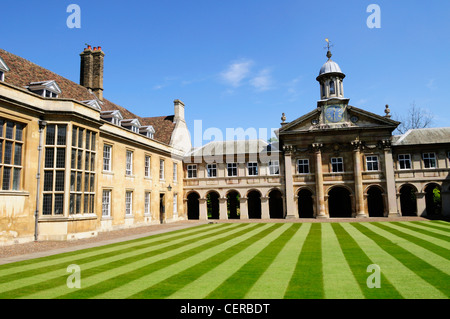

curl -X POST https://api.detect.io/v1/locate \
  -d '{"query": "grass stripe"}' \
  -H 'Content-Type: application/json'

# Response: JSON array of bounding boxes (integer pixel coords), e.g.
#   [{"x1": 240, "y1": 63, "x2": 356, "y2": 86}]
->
[
  {"x1": 377, "y1": 222, "x2": 450, "y2": 260},
  {"x1": 284, "y1": 223, "x2": 323, "y2": 299},
  {"x1": 172, "y1": 223, "x2": 312, "y2": 299},
  {"x1": 433, "y1": 220, "x2": 450, "y2": 227},
  {"x1": 363, "y1": 223, "x2": 450, "y2": 276},
  {"x1": 0, "y1": 223, "x2": 215, "y2": 275},
  {"x1": 321, "y1": 223, "x2": 364, "y2": 299},
  {"x1": 133, "y1": 223, "x2": 295, "y2": 299},
  {"x1": 94, "y1": 223, "x2": 275, "y2": 299},
  {"x1": 341, "y1": 223, "x2": 446, "y2": 299},
  {"x1": 4, "y1": 223, "x2": 249, "y2": 299},
  {"x1": 411, "y1": 221, "x2": 450, "y2": 232},
  {"x1": 0, "y1": 224, "x2": 231, "y2": 285},
  {"x1": 330, "y1": 223, "x2": 402, "y2": 299},
  {"x1": 352, "y1": 223, "x2": 450, "y2": 297},
  {"x1": 393, "y1": 222, "x2": 450, "y2": 240},
  {"x1": 204, "y1": 223, "x2": 299, "y2": 299}
]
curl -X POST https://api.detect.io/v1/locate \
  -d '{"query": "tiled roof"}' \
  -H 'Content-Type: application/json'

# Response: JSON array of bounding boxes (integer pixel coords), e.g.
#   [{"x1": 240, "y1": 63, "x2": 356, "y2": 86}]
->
[
  {"x1": 0, "y1": 48, "x2": 175, "y2": 145},
  {"x1": 393, "y1": 127, "x2": 450, "y2": 146}
]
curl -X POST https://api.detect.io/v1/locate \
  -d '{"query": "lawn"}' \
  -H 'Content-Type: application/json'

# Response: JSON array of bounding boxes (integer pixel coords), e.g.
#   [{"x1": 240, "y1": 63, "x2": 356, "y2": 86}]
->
[{"x1": 0, "y1": 220, "x2": 448, "y2": 299}]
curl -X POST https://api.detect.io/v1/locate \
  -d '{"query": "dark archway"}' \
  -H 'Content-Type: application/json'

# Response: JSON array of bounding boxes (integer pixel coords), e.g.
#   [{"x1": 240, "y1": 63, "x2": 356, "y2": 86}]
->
[
  {"x1": 367, "y1": 186, "x2": 385, "y2": 217},
  {"x1": 328, "y1": 187, "x2": 352, "y2": 218},
  {"x1": 400, "y1": 185, "x2": 417, "y2": 216},
  {"x1": 227, "y1": 191, "x2": 240, "y2": 219},
  {"x1": 424, "y1": 183, "x2": 441, "y2": 216},
  {"x1": 269, "y1": 189, "x2": 284, "y2": 219},
  {"x1": 207, "y1": 192, "x2": 220, "y2": 219},
  {"x1": 187, "y1": 192, "x2": 200, "y2": 220},
  {"x1": 247, "y1": 190, "x2": 262, "y2": 219},
  {"x1": 298, "y1": 189, "x2": 314, "y2": 218}
]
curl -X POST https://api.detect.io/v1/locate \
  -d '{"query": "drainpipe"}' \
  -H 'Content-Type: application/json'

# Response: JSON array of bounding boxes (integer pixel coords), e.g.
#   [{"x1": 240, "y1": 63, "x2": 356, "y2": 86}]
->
[{"x1": 35, "y1": 120, "x2": 47, "y2": 241}]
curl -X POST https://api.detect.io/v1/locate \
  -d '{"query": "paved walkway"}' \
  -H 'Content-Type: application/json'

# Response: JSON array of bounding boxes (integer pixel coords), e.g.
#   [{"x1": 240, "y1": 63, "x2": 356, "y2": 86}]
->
[{"x1": 0, "y1": 216, "x2": 435, "y2": 265}]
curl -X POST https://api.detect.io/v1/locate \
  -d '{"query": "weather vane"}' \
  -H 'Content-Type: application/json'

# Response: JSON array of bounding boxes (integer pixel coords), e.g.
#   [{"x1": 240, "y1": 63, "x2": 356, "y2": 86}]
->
[{"x1": 324, "y1": 38, "x2": 334, "y2": 59}]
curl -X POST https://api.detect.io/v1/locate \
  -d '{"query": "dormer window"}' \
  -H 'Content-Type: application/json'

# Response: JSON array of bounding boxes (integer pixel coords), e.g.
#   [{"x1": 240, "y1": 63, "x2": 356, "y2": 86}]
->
[
  {"x1": 0, "y1": 56, "x2": 9, "y2": 82},
  {"x1": 139, "y1": 125, "x2": 155, "y2": 139},
  {"x1": 120, "y1": 119, "x2": 141, "y2": 134},
  {"x1": 27, "y1": 80, "x2": 61, "y2": 98},
  {"x1": 82, "y1": 99, "x2": 102, "y2": 110},
  {"x1": 100, "y1": 110, "x2": 123, "y2": 126}
]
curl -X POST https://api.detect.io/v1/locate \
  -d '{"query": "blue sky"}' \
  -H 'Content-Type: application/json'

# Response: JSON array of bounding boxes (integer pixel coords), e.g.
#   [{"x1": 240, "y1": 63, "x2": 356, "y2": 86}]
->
[{"x1": 2, "y1": 0, "x2": 449, "y2": 146}]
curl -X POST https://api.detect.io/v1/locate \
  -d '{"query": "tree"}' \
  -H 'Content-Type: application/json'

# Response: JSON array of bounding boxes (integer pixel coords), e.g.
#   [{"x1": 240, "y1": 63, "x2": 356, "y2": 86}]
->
[{"x1": 394, "y1": 102, "x2": 434, "y2": 135}]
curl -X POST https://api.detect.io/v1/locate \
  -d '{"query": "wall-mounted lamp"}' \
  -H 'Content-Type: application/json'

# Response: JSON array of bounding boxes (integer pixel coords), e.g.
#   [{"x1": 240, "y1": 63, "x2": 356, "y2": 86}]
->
[{"x1": 167, "y1": 184, "x2": 172, "y2": 192}]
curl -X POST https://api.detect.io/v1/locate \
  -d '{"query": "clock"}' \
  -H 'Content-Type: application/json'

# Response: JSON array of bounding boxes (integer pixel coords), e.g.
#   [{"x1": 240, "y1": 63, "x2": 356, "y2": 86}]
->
[{"x1": 324, "y1": 105, "x2": 345, "y2": 123}]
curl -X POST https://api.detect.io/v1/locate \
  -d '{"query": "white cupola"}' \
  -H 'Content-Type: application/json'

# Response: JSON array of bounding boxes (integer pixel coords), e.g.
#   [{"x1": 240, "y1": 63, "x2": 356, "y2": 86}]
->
[{"x1": 316, "y1": 50, "x2": 345, "y2": 100}]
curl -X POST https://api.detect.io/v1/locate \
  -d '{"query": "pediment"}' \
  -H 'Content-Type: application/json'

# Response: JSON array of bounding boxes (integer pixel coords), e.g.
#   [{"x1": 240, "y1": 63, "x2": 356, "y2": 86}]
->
[{"x1": 279, "y1": 105, "x2": 399, "y2": 135}]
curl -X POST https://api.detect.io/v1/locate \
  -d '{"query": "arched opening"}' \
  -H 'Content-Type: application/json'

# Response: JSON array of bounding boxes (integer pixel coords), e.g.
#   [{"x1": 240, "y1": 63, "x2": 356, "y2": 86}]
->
[
  {"x1": 424, "y1": 183, "x2": 441, "y2": 216},
  {"x1": 367, "y1": 186, "x2": 385, "y2": 217},
  {"x1": 269, "y1": 189, "x2": 284, "y2": 219},
  {"x1": 227, "y1": 191, "x2": 240, "y2": 219},
  {"x1": 329, "y1": 80, "x2": 335, "y2": 95},
  {"x1": 247, "y1": 190, "x2": 261, "y2": 219},
  {"x1": 187, "y1": 192, "x2": 200, "y2": 220},
  {"x1": 399, "y1": 185, "x2": 417, "y2": 217},
  {"x1": 328, "y1": 187, "x2": 352, "y2": 218},
  {"x1": 207, "y1": 192, "x2": 220, "y2": 219},
  {"x1": 298, "y1": 189, "x2": 314, "y2": 218}
]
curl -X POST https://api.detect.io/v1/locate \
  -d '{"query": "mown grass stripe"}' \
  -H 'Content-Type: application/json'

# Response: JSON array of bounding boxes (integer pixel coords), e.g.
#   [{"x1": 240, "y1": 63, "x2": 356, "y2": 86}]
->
[
  {"x1": 377, "y1": 222, "x2": 450, "y2": 260},
  {"x1": 284, "y1": 223, "x2": 323, "y2": 299},
  {"x1": 393, "y1": 222, "x2": 450, "y2": 240},
  {"x1": 132, "y1": 223, "x2": 295, "y2": 299},
  {"x1": 363, "y1": 223, "x2": 450, "y2": 276},
  {"x1": 204, "y1": 223, "x2": 299, "y2": 299},
  {"x1": 94, "y1": 223, "x2": 275, "y2": 299},
  {"x1": 0, "y1": 223, "x2": 215, "y2": 275},
  {"x1": 2, "y1": 223, "x2": 249, "y2": 299},
  {"x1": 330, "y1": 223, "x2": 401, "y2": 299},
  {"x1": 171, "y1": 223, "x2": 311, "y2": 300},
  {"x1": 352, "y1": 223, "x2": 450, "y2": 297},
  {"x1": 341, "y1": 223, "x2": 446, "y2": 299},
  {"x1": 0, "y1": 224, "x2": 231, "y2": 284},
  {"x1": 410, "y1": 221, "x2": 450, "y2": 232},
  {"x1": 433, "y1": 220, "x2": 450, "y2": 228},
  {"x1": 321, "y1": 223, "x2": 364, "y2": 299}
]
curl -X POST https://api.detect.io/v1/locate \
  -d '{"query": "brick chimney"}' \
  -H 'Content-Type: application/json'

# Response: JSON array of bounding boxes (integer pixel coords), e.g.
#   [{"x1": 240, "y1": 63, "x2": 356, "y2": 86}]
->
[{"x1": 80, "y1": 45, "x2": 105, "y2": 101}]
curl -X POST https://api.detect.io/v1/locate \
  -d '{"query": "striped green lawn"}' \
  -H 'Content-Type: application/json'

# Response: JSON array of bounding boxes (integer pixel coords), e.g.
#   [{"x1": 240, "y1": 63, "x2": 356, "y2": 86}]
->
[{"x1": 0, "y1": 221, "x2": 449, "y2": 299}]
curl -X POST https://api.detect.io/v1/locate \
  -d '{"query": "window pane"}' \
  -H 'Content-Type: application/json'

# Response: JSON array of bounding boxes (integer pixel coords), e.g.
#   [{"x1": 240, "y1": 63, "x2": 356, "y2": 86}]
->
[
  {"x1": 14, "y1": 143, "x2": 22, "y2": 165},
  {"x1": 42, "y1": 194, "x2": 52, "y2": 215},
  {"x1": 45, "y1": 148, "x2": 54, "y2": 168},
  {"x1": 0, "y1": 119, "x2": 3, "y2": 137},
  {"x1": 55, "y1": 171, "x2": 65, "y2": 191},
  {"x1": 0, "y1": 141, "x2": 2, "y2": 163},
  {"x1": 2, "y1": 167, "x2": 11, "y2": 190},
  {"x1": 15, "y1": 124, "x2": 23, "y2": 141},
  {"x1": 12, "y1": 168, "x2": 21, "y2": 190},
  {"x1": 57, "y1": 125, "x2": 67, "y2": 145},
  {"x1": 46, "y1": 125, "x2": 55, "y2": 145},
  {"x1": 84, "y1": 173, "x2": 89, "y2": 192},
  {"x1": 71, "y1": 148, "x2": 76, "y2": 169},
  {"x1": 77, "y1": 150, "x2": 82, "y2": 169},
  {"x1": 76, "y1": 172, "x2": 82, "y2": 191},
  {"x1": 76, "y1": 194, "x2": 81, "y2": 214},
  {"x1": 54, "y1": 194, "x2": 64, "y2": 215},
  {"x1": 90, "y1": 153, "x2": 95, "y2": 172},
  {"x1": 85, "y1": 151, "x2": 90, "y2": 171},
  {"x1": 85, "y1": 131, "x2": 91, "y2": 150},
  {"x1": 56, "y1": 148, "x2": 65, "y2": 168},
  {"x1": 72, "y1": 126, "x2": 77, "y2": 147},
  {"x1": 90, "y1": 174, "x2": 95, "y2": 192},
  {"x1": 70, "y1": 194, "x2": 75, "y2": 214},
  {"x1": 44, "y1": 171, "x2": 53, "y2": 191},
  {"x1": 6, "y1": 121, "x2": 14, "y2": 139},
  {"x1": 83, "y1": 193, "x2": 89, "y2": 214},
  {"x1": 78, "y1": 128, "x2": 84, "y2": 148},
  {"x1": 4, "y1": 141, "x2": 12, "y2": 164},
  {"x1": 70, "y1": 171, "x2": 75, "y2": 191},
  {"x1": 91, "y1": 133, "x2": 96, "y2": 150}
]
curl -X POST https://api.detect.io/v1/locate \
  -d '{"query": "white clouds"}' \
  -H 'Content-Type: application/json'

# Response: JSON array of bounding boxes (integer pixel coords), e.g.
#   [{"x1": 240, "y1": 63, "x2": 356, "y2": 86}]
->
[
  {"x1": 220, "y1": 59, "x2": 253, "y2": 88},
  {"x1": 250, "y1": 68, "x2": 272, "y2": 91},
  {"x1": 220, "y1": 59, "x2": 273, "y2": 92}
]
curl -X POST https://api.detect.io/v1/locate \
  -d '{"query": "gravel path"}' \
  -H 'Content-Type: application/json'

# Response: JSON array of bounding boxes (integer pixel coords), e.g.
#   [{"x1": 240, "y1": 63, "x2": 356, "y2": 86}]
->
[{"x1": 0, "y1": 216, "x2": 436, "y2": 265}]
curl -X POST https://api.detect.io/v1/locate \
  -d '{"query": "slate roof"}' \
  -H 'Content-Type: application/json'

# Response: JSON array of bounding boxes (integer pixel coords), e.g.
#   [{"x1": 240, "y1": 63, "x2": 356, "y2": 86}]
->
[
  {"x1": 0, "y1": 48, "x2": 176, "y2": 145},
  {"x1": 186, "y1": 139, "x2": 278, "y2": 158},
  {"x1": 393, "y1": 127, "x2": 450, "y2": 146}
]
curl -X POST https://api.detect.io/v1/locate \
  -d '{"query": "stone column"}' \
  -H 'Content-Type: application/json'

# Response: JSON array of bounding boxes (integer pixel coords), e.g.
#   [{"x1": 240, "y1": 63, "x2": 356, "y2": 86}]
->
[
  {"x1": 199, "y1": 198, "x2": 208, "y2": 220},
  {"x1": 416, "y1": 192, "x2": 426, "y2": 217},
  {"x1": 261, "y1": 196, "x2": 270, "y2": 219},
  {"x1": 382, "y1": 139, "x2": 400, "y2": 216},
  {"x1": 240, "y1": 197, "x2": 249, "y2": 219},
  {"x1": 283, "y1": 145, "x2": 297, "y2": 218},
  {"x1": 313, "y1": 143, "x2": 327, "y2": 218},
  {"x1": 219, "y1": 197, "x2": 228, "y2": 220},
  {"x1": 351, "y1": 140, "x2": 367, "y2": 218}
]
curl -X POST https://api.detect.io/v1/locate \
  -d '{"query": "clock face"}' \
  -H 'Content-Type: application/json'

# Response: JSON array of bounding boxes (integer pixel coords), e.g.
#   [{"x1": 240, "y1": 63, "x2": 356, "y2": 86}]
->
[{"x1": 325, "y1": 105, "x2": 344, "y2": 123}]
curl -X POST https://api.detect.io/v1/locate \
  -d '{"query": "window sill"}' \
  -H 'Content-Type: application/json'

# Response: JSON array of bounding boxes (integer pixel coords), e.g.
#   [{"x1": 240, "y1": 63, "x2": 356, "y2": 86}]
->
[
  {"x1": 102, "y1": 170, "x2": 114, "y2": 175},
  {"x1": 0, "y1": 190, "x2": 30, "y2": 196}
]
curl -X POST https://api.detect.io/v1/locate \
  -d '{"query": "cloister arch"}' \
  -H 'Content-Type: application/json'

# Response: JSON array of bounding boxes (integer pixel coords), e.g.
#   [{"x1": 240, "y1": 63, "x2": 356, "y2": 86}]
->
[
  {"x1": 328, "y1": 186, "x2": 352, "y2": 218},
  {"x1": 297, "y1": 188, "x2": 314, "y2": 218},
  {"x1": 186, "y1": 191, "x2": 200, "y2": 220},
  {"x1": 399, "y1": 184, "x2": 418, "y2": 216}
]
